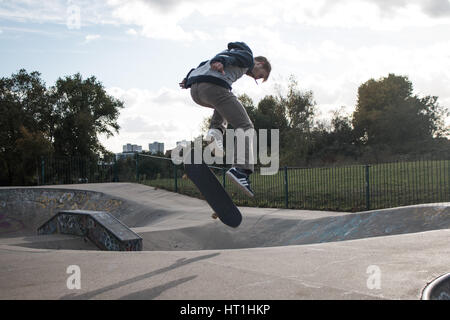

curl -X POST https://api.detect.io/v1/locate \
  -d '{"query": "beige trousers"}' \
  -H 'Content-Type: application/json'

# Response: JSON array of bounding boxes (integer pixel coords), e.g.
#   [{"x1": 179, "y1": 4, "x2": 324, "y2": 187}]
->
[{"x1": 190, "y1": 82, "x2": 255, "y2": 172}]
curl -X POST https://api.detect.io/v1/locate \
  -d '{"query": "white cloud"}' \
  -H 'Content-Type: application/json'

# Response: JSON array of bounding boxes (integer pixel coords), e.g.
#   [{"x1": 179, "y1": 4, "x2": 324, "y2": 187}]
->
[
  {"x1": 84, "y1": 34, "x2": 100, "y2": 43},
  {"x1": 0, "y1": 0, "x2": 114, "y2": 27},
  {"x1": 234, "y1": 33, "x2": 450, "y2": 127},
  {"x1": 0, "y1": 0, "x2": 65, "y2": 23},
  {"x1": 126, "y1": 28, "x2": 137, "y2": 36},
  {"x1": 107, "y1": 0, "x2": 201, "y2": 41},
  {"x1": 268, "y1": 0, "x2": 450, "y2": 30},
  {"x1": 2, "y1": 0, "x2": 449, "y2": 149},
  {"x1": 1, "y1": 0, "x2": 449, "y2": 32},
  {"x1": 102, "y1": 86, "x2": 212, "y2": 152}
]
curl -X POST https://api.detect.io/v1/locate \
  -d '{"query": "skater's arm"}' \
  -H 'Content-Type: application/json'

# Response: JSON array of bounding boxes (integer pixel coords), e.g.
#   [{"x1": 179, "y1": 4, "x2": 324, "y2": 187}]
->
[
  {"x1": 210, "y1": 61, "x2": 225, "y2": 74},
  {"x1": 210, "y1": 42, "x2": 254, "y2": 69},
  {"x1": 179, "y1": 60, "x2": 208, "y2": 89}
]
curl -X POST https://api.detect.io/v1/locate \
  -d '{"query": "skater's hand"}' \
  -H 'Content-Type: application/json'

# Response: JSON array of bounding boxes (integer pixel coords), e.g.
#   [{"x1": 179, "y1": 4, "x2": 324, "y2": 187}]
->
[
  {"x1": 210, "y1": 62, "x2": 225, "y2": 75},
  {"x1": 179, "y1": 78, "x2": 187, "y2": 89}
]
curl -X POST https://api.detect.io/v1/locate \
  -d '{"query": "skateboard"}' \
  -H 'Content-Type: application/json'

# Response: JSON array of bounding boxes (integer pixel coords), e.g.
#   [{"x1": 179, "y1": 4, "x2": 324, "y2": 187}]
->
[{"x1": 183, "y1": 149, "x2": 242, "y2": 228}]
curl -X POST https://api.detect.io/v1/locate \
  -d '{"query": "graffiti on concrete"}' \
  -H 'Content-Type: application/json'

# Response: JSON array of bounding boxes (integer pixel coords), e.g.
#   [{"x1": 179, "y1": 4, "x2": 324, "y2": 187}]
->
[
  {"x1": 0, "y1": 188, "x2": 124, "y2": 235},
  {"x1": 38, "y1": 210, "x2": 142, "y2": 251}
]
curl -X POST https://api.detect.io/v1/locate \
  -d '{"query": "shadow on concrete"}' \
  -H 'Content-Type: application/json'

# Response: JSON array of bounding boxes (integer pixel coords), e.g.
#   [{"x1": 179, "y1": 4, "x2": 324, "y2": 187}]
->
[
  {"x1": 118, "y1": 276, "x2": 198, "y2": 300},
  {"x1": 60, "y1": 252, "x2": 220, "y2": 300}
]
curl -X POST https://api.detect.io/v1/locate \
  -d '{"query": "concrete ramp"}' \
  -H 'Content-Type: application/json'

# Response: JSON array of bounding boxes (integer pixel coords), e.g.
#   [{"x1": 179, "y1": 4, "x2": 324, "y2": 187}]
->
[
  {"x1": 38, "y1": 210, "x2": 142, "y2": 251},
  {"x1": 0, "y1": 188, "x2": 126, "y2": 237},
  {"x1": 1, "y1": 185, "x2": 449, "y2": 251},
  {"x1": 422, "y1": 273, "x2": 450, "y2": 300},
  {"x1": 136, "y1": 203, "x2": 450, "y2": 250},
  {"x1": 0, "y1": 184, "x2": 449, "y2": 300}
]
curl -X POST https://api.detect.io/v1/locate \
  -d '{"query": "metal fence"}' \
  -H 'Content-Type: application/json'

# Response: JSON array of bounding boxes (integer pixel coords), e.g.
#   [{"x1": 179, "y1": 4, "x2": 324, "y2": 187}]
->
[
  {"x1": 35, "y1": 152, "x2": 449, "y2": 212},
  {"x1": 137, "y1": 153, "x2": 450, "y2": 212},
  {"x1": 38, "y1": 156, "x2": 117, "y2": 185}
]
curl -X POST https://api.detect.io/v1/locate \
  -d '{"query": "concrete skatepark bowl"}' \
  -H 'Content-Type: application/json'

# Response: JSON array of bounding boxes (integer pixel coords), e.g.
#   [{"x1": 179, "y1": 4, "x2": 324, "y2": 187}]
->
[{"x1": 0, "y1": 183, "x2": 449, "y2": 300}]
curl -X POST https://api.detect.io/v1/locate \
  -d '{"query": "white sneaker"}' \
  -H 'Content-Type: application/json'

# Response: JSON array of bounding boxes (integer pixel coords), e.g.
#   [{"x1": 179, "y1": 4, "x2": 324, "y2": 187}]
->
[{"x1": 205, "y1": 128, "x2": 224, "y2": 157}]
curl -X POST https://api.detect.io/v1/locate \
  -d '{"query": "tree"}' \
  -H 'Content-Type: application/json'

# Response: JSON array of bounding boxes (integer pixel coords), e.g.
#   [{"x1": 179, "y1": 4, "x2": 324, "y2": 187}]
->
[
  {"x1": 0, "y1": 70, "x2": 124, "y2": 185},
  {"x1": 0, "y1": 69, "x2": 53, "y2": 185},
  {"x1": 278, "y1": 76, "x2": 317, "y2": 166},
  {"x1": 255, "y1": 95, "x2": 288, "y2": 130},
  {"x1": 309, "y1": 107, "x2": 359, "y2": 164},
  {"x1": 281, "y1": 76, "x2": 316, "y2": 131},
  {"x1": 352, "y1": 73, "x2": 449, "y2": 154},
  {"x1": 50, "y1": 73, "x2": 123, "y2": 158}
]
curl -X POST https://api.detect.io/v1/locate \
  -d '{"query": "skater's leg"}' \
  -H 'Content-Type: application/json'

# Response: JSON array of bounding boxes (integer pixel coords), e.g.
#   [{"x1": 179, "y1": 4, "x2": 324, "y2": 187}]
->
[
  {"x1": 195, "y1": 82, "x2": 255, "y2": 173},
  {"x1": 190, "y1": 83, "x2": 214, "y2": 109},
  {"x1": 210, "y1": 110, "x2": 227, "y2": 134}
]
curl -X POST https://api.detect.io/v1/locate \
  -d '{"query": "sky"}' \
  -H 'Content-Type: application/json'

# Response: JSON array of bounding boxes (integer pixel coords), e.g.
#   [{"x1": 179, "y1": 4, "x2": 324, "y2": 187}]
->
[{"x1": 1, "y1": 0, "x2": 450, "y2": 153}]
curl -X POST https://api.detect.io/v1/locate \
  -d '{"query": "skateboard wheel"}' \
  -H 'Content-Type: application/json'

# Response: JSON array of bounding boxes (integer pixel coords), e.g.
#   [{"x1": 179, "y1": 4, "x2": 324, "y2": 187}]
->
[{"x1": 211, "y1": 213, "x2": 218, "y2": 219}]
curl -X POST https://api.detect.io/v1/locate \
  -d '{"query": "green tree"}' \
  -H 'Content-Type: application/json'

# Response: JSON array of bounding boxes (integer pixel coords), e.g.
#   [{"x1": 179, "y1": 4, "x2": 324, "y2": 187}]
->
[
  {"x1": 254, "y1": 95, "x2": 288, "y2": 130},
  {"x1": 50, "y1": 73, "x2": 123, "y2": 158},
  {"x1": 309, "y1": 107, "x2": 359, "y2": 164},
  {"x1": 282, "y1": 76, "x2": 316, "y2": 131},
  {"x1": 0, "y1": 69, "x2": 53, "y2": 185},
  {"x1": 278, "y1": 76, "x2": 317, "y2": 166},
  {"x1": 352, "y1": 73, "x2": 448, "y2": 154},
  {"x1": 0, "y1": 70, "x2": 124, "y2": 185}
]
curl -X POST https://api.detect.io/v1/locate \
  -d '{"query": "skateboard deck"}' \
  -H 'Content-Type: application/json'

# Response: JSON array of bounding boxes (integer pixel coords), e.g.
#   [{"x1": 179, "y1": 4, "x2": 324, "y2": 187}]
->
[{"x1": 184, "y1": 149, "x2": 242, "y2": 228}]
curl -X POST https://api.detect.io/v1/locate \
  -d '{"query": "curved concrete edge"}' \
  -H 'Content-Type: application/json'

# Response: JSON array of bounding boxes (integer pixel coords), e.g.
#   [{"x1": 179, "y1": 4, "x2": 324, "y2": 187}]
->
[
  {"x1": 421, "y1": 273, "x2": 450, "y2": 300},
  {"x1": 2, "y1": 184, "x2": 450, "y2": 252}
]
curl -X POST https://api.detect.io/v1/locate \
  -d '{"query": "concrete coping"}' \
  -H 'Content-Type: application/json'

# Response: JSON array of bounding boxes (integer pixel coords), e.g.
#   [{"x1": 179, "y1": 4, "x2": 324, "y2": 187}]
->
[
  {"x1": 59, "y1": 210, "x2": 141, "y2": 241},
  {"x1": 38, "y1": 210, "x2": 142, "y2": 251}
]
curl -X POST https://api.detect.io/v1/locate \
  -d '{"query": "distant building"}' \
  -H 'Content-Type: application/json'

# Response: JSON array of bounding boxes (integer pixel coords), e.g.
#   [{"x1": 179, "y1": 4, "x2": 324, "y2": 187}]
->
[
  {"x1": 115, "y1": 152, "x2": 135, "y2": 161},
  {"x1": 123, "y1": 143, "x2": 142, "y2": 153},
  {"x1": 176, "y1": 139, "x2": 190, "y2": 148},
  {"x1": 117, "y1": 143, "x2": 142, "y2": 160},
  {"x1": 123, "y1": 143, "x2": 132, "y2": 152},
  {"x1": 149, "y1": 142, "x2": 164, "y2": 154}
]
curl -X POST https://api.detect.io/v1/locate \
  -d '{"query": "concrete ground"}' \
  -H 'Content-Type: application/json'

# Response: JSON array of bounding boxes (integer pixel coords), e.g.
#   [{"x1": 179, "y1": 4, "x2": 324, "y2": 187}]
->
[{"x1": 0, "y1": 183, "x2": 449, "y2": 300}]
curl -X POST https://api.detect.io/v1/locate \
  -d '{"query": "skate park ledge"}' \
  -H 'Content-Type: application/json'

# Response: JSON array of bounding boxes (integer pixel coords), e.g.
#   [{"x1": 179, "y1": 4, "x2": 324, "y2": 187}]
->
[{"x1": 38, "y1": 210, "x2": 142, "y2": 251}]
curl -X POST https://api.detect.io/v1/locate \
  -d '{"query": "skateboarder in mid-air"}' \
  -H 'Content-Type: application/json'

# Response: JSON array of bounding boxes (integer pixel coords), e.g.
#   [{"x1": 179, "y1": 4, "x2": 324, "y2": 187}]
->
[{"x1": 179, "y1": 41, "x2": 271, "y2": 197}]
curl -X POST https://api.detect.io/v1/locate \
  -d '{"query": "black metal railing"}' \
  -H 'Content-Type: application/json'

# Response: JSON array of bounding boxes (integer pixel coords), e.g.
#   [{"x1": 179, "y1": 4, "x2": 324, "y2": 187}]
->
[
  {"x1": 136, "y1": 152, "x2": 449, "y2": 212},
  {"x1": 32, "y1": 152, "x2": 449, "y2": 212},
  {"x1": 37, "y1": 156, "x2": 117, "y2": 185}
]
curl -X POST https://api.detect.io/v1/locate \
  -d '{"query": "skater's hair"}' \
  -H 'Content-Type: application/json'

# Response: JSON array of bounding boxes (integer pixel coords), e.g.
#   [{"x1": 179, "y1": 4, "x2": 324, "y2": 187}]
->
[{"x1": 255, "y1": 56, "x2": 271, "y2": 82}]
